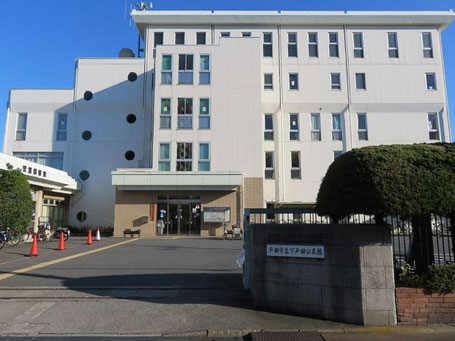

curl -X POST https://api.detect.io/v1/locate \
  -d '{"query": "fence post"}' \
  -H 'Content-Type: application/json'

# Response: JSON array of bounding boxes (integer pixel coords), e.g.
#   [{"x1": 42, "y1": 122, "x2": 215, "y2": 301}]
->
[{"x1": 242, "y1": 209, "x2": 251, "y2": 289}]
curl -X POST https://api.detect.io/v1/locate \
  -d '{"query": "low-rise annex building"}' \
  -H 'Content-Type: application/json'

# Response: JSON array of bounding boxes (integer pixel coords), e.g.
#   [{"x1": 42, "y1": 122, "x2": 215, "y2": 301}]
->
[{"x1": 2, "y1": 10, "x2": 454, "y2": 237}]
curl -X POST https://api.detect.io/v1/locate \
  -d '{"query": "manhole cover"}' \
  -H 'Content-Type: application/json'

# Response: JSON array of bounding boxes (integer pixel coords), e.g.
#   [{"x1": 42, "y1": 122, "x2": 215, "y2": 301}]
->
[{"x1": 251, "y1": 331, "x2": 324, "y2": 341}]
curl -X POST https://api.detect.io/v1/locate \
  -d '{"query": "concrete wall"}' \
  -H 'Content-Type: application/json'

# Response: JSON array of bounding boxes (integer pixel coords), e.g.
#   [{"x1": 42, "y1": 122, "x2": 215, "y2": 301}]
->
[{"x1": 250, "y1": 224, "x2": 396, "y2": 326}]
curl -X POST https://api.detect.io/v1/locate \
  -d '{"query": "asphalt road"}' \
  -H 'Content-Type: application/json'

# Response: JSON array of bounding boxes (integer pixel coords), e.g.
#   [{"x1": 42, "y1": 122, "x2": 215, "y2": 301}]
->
[{"x1": 0, "y1": 237, "x2": 349, "y2": 336}]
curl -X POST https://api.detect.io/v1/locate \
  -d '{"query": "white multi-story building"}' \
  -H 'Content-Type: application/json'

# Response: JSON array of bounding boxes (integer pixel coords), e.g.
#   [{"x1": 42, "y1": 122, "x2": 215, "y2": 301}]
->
[{"x1": 2, "y1": 10, "x2": 454, "y2": 237}]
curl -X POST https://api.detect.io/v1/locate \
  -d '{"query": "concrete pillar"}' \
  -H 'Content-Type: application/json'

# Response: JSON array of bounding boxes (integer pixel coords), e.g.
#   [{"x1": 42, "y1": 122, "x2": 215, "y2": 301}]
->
[{"x1": 33, "y1": 190, "x2": 43, "y2": 233}]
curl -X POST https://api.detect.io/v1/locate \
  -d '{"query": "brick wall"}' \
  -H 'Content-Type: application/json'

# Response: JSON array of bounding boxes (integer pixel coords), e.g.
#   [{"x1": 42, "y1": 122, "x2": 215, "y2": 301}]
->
[{"x1": 396, "y1": 287, "x2": 455, "y2": 325}]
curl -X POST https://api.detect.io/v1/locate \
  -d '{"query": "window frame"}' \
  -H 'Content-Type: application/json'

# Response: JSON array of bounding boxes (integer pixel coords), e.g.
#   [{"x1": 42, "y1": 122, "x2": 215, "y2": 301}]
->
[
  {"x1": 198, "y1": 142, "x2": 211, "y2": 171},
  {"x1": 355, "y1": 73, "x2": 367, "y2": 90},
  {"x1": 177, "y1": 98, "x2": 193, "y2": 129},
  {"x1": 161, "y1": 54, "x2": 172, "y2": 85},
  {"x1": 387, "y1": 32, "x2": 399, "y2": 58},
  {"x1": 158, "y1": 142, "x2": 171, "y2": 171},
  {"x1": 353, "y1": 32, "x2": 364, "y2": 58},
  {"x1": 289, "y1": 113, "x2": 300, "y2": 141},
  {"x1": 427, "y1": 112, "x2": 440, "y2": 140},
  {"x1": 176, "y1": 142, "x2": 193, "y2": 171},
  {"x1": 308, "y1": 32, "x2": 319, "y2": 58},
  {"x1": 422, "y1": 32, "x2": 434, "y2": 58},
  {"x1": 288, "y1": 32, "x2": 298, "y2": 58},
  {"x1": 264, "y1": 73, "x2": 273, "y2": 90},
  {"x1": 265, "y1": 151, "x2": 275, "y2": 179},
  {"x1": 425, "y1": 73, "x2": 437, "y2": 90},
  {"x1": 263, "y1": 32, "x2": 273, "y2": 58},
  {"x1": 311, "y1": 113, "x2": 321, "y2": 141},
  {"x1": 331, "y1": 113, "x2": 343, "y2": 141},
  {"x1": 196, "y1": 32, "x2": 206, "y2": 45},
  {"x1": 56, "y1": 113, "x2": 68, "y2": 141},
  {"x1": 290, "y1": 151, "x2": 301, "y2": 180},
  {"x1": 357, "y1": 113, "x2": 368, "y2": 141},
  {"x1": 264, "y1": 114, "x2": 274, "y2": 141},
  {"x1": 329, "y1": 32, "x2": 339, "y2": 58},
  {"x1": 199, "y1": 98, "x2": 210, "y2": 130},
  {"x1": 331, "y1": 73, "x2": 341, "y2": 90},
  {"x1": 16, "y1": 112, "x2": 27, "y2": 141},
  {"x1": 178, "y1": 54, "x2": 194, "y2": 85},
  {"x1": 160, "y1": 98, "x2": 171, "y2": 129},
  {"x1": 199, "y1": 54, "x2": 211, "y2": 85},
  {"x1": 289, "y1": 73, "x2": 299, "y2": 90},
  {"x1": 242, "y1": 32, "x2": 252, "y2": 37},
  {"x1": 154, "y1": 32, "x2": 163, "y2": 47},
  {"x1": 175, "y1": 32, "x2": 185, "y2": 45}
]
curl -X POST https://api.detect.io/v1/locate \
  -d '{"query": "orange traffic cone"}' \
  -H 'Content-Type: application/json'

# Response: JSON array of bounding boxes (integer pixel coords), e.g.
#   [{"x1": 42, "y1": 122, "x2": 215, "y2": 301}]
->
[
  {"x1": 28, "y1": 234, "x2": 39, "y2": 257},
  {"x1": 86, "y1": 230, "x2": 93, "y2": 245},
  {"x1": 57, "y1": 231, "x2": 65, "y2": 251},
  {"x1": 95, "y1": 227, "x2": 101, "y2": 242}
]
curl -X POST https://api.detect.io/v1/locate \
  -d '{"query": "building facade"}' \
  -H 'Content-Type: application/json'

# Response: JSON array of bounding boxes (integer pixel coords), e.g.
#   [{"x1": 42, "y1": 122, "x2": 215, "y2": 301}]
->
[{"x1": 2, "y1": 10, "x2": 454, "y2": 237}]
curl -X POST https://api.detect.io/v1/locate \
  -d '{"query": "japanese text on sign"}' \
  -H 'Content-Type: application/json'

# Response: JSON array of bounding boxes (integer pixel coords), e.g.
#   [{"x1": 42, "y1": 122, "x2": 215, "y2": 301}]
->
[{"x1": 266, "y1": 244, "x2": 325, "y2": 259}]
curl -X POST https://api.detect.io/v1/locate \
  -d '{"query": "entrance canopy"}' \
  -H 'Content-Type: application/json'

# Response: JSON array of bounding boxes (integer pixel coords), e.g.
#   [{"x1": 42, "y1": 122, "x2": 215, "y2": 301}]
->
[{"x1": 111, "y1": 169, "x2": 242, "y2": 191}]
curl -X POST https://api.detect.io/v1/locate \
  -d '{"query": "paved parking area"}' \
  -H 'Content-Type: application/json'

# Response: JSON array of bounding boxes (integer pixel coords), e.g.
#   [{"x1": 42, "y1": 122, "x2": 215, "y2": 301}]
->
[{"x1": 0, "y1": 237, "x2": 350, "y2": 336}]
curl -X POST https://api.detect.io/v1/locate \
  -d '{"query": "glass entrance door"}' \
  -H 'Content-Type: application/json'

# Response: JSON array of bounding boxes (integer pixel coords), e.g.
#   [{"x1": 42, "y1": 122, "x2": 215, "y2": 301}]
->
[
  {"x1": 179, "y1": 204, "x2": 191, "y2": 234},
  {"x1": 168, "y1": 204, "x2": 179, "y2": 234},
  {"x1": 156, "y1": 198, "x2": 202, "y2": 236}
]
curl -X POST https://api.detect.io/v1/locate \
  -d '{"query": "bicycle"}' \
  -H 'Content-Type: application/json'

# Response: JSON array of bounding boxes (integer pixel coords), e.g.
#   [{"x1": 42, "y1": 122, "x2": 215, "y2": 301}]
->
[
  {"x1": 4, "y1": 228, "x2": 21, "y2": 247},
  {"x1": 0, "y1": 230, "x2": 6, "y2": 250}
]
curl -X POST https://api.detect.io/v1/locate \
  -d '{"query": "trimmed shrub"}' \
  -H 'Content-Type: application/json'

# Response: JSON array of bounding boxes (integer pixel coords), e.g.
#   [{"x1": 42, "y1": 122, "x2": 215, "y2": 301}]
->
[
  {"x1": 426, "y1": 263, "x2": 455, "y2": 294},
  {"x1": 0, "y1": 164, "x2": 34, "y2": 233},
  {"x1": 316, "y1": 144, "x2": 455, "y2": 220}
]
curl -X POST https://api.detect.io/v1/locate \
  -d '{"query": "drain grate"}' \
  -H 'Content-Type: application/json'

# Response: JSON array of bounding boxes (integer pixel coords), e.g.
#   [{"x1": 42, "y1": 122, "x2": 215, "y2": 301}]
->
[{"x1": 251, "y1": 331, "x2": 324, "y2": 341}]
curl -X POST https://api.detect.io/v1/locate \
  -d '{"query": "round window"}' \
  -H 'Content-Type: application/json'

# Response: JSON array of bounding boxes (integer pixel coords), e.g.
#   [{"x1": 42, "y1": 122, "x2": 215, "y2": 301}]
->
[
  {"x1": 83, "y1": 91, "x2": 93, "y2": 101},
  {"x1": 77, "y1": 211, "x2": 87, "y2": 222},
  {"x1": 82, "y1": 130, "x2": 92, "y2": 141},
  {"x1": 126, "y1": 114, "x2": 136, "y2": 124},
  {"x1": 128, "y1": 72, "x2": 138, "y2": 82},
  {"x1": 125, "y1": 150, "x2": 135, "y2": 161},
  {"x1": 79, "y1": 170, "x2": 90, "y2": 181}
]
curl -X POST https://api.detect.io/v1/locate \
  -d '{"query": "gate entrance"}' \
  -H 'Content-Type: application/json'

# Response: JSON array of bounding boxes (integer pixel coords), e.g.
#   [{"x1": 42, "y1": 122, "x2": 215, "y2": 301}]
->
[{"x1": 157, "y1": 196, "x2": 201, "y2": 235}]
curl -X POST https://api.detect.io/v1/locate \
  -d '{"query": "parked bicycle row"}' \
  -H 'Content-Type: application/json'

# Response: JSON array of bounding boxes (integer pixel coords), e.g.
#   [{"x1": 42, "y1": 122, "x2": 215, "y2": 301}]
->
[{"x1": 0, "y1": 222, "x2": 70, "y2": 250}]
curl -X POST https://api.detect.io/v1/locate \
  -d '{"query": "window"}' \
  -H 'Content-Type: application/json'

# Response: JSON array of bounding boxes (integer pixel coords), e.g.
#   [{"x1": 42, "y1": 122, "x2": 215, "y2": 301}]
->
[
  {"x1": 356, "y1": 73, "x2": 366, "y2": 90},
  {"x1": 264, "y1": 73, "x2": 273, "y2": 90},
  {"x1": 242, "y1": 32, "x2": 251, "y2": 37},
  {"x1": 175, "y1": 32, "x2": 185, "y2": 45},
  {"x1": 154, "y1": 32, "x2": 163, "y2": 47},
  {"x1": 331, "y1": 73, "x2": 341, "y2": 90},
  {"x1": 160, "y1": 98, "x2": 171, "y2": 129},
  {"x1": 56, "y1": 113, "x2": 67, "y2": 141},
  {"x1": 13, "y1": 152, "x2": 64, "y2": 170},
  {"x1": 332, "y1": 114, "x2": 342, "y2": 141},
  {"x1": 388, "y1": 32, "x2": 399, "y2": 58},
  {"x1": 426, "y1": 73, "x2": 437, "y2": 90},
  {"x1": 177, "y1": 98, "x2": 193, "y2": 129},
  {"x1": 220, "y1": 32, "x2": 230, "y2": 37},
  {"x1": 264, "y1": 114, "x2": 274, "y2": 140},
  {"x1": 199, "y1": 98, "x2": 210, "y2": 129},
  {"x1": 178, "y1": 54, "x2": 193, "y2": 84},
  {"x1": 265, "y1": 152, "x2": 274, "y2": 179},
  {"x1": 334, "y1": 151, "x2": 343, "y2": 160},
  {"x1": 329, "y1": 32, "x2": 339, "y2": 57},
  {"x1": 308, "y1": 32, "x2": 318, "y2": 57},
  {"x1": 196, "y1": 32, "x2": 206, "y2": 45},
  {"x1": 427, "y1": 113, "x2": 439, "y2": 140},
  {"x1": 311, "y1": 113, "x2": 321, "y2": 141},
  {"x1": 422, "y1": 33, "x2": 434, "y2": 58},
  {"x1": 291, "y1": 151, "x2": 301, "y2": 179},
  {"x1": 177, "y1": 143, "x2": 192, "y2": 171},
  {"x1": 199, "y1": 55, "x2": 210, "y2": 85},
  {"x1": 159, "y1": 143, "x2": 171, "y2": 171},
  {"x1": 198, "y1": 143, "x2": 210, "y2": 171},
  {"x1": 288, "y1": 32, "x2": 297, "y2": 57},
  {"x1": 353, "y1": 32, "x2": 364, "y2": 58},
  {"x1": 263, "y1": 32, "x2": 273, "y2": 57},
  {"x1": 290, "y1": 114, "x2": 299, "y2": 140},
  {"x1": 289, "y1": 73, "x2": 299, "y2": 90},
  {"x1": 161, "y1": 55, "x2": 172, "y2": 84},
  {"x1": 16, "y1": 113, "x2": 27, "y2": 141},
  {"x1": 357, "y1": 113, "x2": 368, "y2": 140}
]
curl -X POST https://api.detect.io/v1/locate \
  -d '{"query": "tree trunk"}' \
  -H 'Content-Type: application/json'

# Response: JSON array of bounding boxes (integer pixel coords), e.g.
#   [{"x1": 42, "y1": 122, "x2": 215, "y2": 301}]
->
[{"x1": 410, "y1": 214, "x2": 435, "y2": 274}]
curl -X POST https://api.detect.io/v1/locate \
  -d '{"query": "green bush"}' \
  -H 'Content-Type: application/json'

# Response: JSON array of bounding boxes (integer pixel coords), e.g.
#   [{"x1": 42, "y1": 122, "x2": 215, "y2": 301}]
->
[
  {"x1": 426, "y1": 263, "x2": 455, "y2": 294},
  {"x1": 0, "y1": 164, "x2": 34, "y2": 233},
  {"x1": 316, "y1": 144, "x2": 455, "y2": 220},
  {"x1": 398, "y1": 262, "x2": 425, "y2": 287}
]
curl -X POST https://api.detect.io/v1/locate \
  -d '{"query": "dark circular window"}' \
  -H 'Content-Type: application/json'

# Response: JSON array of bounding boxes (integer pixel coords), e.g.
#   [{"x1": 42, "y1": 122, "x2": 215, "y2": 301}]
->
[
  {"x1": 125, "y1": 150, "x2": 135, "y2": 161},
  {"x1": 128, "y1": 72, "x2": 138, "y2": 82},
  {"x1": 79, "y1": 170, "x2": 90, "y2": 181},
  {"x1": 82, "y1": 130, "x2": 92, "y2": 140},
  {"x1": 126, "y1": 114, "x2": 136, "y2": 124},
  {"x1": 83, "y1": 91, "x2": 93, "y2": 101},
  {"x1": 77, "y1": 211, "x2": 87, "y2": 222}
]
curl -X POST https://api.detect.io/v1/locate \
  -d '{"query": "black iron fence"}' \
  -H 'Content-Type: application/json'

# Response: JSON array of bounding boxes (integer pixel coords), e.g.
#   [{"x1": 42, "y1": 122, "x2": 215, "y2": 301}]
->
[{"x1": 244, "y1": 208, "x2": 454, "y2": 269}]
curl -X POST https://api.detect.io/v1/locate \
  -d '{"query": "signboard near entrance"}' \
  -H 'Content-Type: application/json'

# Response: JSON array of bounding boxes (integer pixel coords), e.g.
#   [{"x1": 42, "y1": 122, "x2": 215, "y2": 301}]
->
[
  {"x1": 203, "y1": 207, "x2": 230, "y2": 223},
  {"x1": 266, "y1": 244, "x2": 325, "y2": 258}
]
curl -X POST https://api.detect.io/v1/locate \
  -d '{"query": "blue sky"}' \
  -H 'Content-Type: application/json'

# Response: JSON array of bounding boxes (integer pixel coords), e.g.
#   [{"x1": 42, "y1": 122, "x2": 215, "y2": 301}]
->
[{"x1": 1, "y1": 0, "x2": 455, "y2": 150}]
